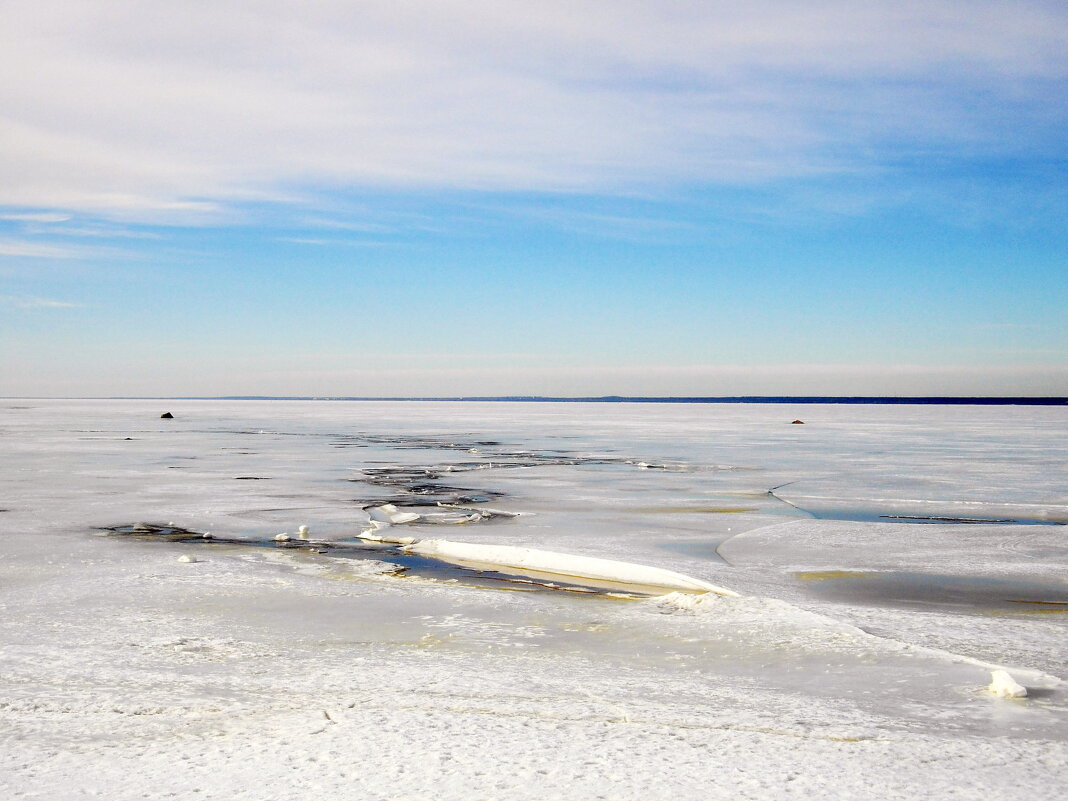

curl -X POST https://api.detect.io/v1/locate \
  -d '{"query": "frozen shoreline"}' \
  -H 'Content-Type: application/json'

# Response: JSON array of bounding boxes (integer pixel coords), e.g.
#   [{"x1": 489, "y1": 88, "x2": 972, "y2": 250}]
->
[{"x1": 1, "y1": 400, "x2": 1066, "y2": 799}]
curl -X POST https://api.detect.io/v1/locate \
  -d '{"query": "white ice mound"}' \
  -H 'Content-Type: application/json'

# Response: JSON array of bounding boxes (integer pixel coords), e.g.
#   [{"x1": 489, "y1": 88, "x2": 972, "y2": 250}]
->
[
  {"x1": 413, "y1": 511, "x2": 482, "y2": 525},
  {"x1": 437, "y1": 503, "x2": 521, "y2": 518},
  {"x1": 403, "y1": 539, "x2": 739, "y2": 596},
  {"x1": 366, "y1": 503, "x2": 487, "y2": 526},
  {"x1": 988, "y1": 670, "x2": 1028, "y2": 698},
  {"x1": 358, "y1": 526, "x2": 417, "y2": 545},
  {"x1": 366, "y1": 504, "x2": 422, "y2": 525}
]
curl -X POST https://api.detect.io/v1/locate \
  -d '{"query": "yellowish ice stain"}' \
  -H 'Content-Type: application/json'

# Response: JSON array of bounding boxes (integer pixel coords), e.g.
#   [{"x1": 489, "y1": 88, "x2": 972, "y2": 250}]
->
[
  {"x1": 414, "y1": 634, "x2": 450, "y2": 649},
  {"x1": 796, "y1": 570, "x2": 870, "y2": 581},
  {"x1": 320, "y1": 571, "x2": 361, "y2": 582},
  {"x1": 994, "y1": 600, "x2": 1068, "y2": 615},
  {"x1": 987, "y1": 607, "x2": 1068, "y2": 616},
  {"x1": 559, "y1": 622, "x2": 612, "y2": 632}
]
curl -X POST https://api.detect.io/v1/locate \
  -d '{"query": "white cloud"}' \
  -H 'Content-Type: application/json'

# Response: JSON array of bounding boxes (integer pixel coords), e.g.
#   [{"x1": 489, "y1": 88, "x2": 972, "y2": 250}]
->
[
  {"x1": 28, "y1": 225, "x2": 162, "y2": 240},
  {"x1": 1, "y1": 1, "x2": 1065, "y2": 221},
  {"x1": 0, "y1": 239, "x2": 84, "y2": 258},
  {"x1": 0, "y1": 294, "x2": 81, "y2": 309},
  {"x1": 0, "y1": 237, "x2": 131, "y2": 260},
  {"x1": 0, "y1": 212, "x2": 72, "y2": 223},
  {"x1": 302, "y1": 218, "x2": 394, "y2": 233},
  {"x1": 274, "y1": 236, "x2": 394, "y2": 248}
]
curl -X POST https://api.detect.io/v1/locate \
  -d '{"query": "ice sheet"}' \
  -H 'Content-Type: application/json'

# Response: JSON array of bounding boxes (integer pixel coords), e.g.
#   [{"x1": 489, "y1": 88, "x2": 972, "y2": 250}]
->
[{"x1": 1, "y1": 399, "x2": 1066, "y2": 799}]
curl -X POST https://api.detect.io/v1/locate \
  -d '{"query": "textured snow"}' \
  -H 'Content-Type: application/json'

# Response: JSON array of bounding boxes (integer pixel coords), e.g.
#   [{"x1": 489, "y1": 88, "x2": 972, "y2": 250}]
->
[{"x1": 0, "y1": 399, "x2": 1066, "y2": 800}]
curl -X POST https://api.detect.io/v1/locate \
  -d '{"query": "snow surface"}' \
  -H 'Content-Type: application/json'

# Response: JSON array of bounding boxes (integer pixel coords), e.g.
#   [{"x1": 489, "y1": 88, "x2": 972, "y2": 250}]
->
[{"x1": 1, "y1": 399, "x2": 1066, "y2": 800}]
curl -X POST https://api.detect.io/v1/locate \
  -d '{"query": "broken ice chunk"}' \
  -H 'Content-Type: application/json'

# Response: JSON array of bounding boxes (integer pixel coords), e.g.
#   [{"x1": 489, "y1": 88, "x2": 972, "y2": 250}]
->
[
  {"x1": 366, "y1": 504, "x2": 421, "y2": 525},
  {"x1": 415, "y1": 511, "x2": 482, "y2": 525},
  {"x1": 357, "y1": 527, "x2": 417, "y2": 546},
  {"x1": 988, "y1": 670, "x2": 1027, "y2": 698}
]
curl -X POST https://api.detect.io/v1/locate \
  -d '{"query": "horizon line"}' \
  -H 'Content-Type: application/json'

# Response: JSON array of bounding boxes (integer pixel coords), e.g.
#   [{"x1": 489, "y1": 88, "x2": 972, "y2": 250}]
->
[{"x1": 4, "y1": 395, "x2": 1067, "y2": 406}]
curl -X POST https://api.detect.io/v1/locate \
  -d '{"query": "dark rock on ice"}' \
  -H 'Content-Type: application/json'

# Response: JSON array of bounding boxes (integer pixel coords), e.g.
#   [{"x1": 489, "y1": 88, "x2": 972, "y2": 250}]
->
[
  {"x1": 791, "y1": 419, "x2": 805, "y2": 424},
  {"x1": 160, "y1": 412, "x2": 174, "y2": 419}
]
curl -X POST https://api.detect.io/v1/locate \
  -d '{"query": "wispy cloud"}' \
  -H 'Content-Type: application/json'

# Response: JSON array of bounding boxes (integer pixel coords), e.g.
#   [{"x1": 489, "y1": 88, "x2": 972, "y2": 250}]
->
[
  {"x1": 0, "y1": 212, "x2": 73, "y2": 223},
  {"x1": 275, "y1": 237, "x2": 331, "y2": 247},
  {"x1": 274, "y1": 236, "x2": 396, "y2": 248},
  {"x1": 26, "y1": 225, "x2": 163, "y2": 240},
  {"x1": 302, "y1": 217, "x2": 394, "y2": 234},
  {"x1": 0, "y1": 294, "x2": 82, "y2": 309},
  {"x1": 1, "y1": 1, "x2": 1064, "y2": 221},
  {"x1": 0, "y1": 239, "x2": 84, "y2": 258},
  {"x1": 0, "y1": 237, "x2": 133, "y2": 260}
]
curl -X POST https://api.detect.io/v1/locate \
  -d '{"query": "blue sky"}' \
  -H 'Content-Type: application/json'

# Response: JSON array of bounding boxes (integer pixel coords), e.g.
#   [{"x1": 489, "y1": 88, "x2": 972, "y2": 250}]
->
[{"x1": 1, "y1": 0, "x2": 1066, "y2": 397}]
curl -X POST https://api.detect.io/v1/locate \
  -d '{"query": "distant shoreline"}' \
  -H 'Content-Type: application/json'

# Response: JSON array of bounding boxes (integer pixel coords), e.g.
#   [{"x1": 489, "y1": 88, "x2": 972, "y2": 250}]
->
[{"x1": 9, "y1": 396, "x2": 1066, "y2": 405}]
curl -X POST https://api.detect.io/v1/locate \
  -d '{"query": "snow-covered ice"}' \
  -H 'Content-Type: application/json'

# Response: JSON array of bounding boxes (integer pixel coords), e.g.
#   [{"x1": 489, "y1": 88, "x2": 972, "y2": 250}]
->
[{"x1": 0, "y1": 399, "x2": 1066, "y2": 800}]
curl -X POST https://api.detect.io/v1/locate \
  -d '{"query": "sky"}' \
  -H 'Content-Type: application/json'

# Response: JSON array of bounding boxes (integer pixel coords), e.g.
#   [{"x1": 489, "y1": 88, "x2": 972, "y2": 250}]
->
[{"x1": 1, "y1": 0, "x2": 1066, "y2": 398}]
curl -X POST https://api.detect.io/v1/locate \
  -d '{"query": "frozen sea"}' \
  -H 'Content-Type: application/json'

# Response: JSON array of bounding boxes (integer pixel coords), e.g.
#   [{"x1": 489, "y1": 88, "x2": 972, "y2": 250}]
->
[{"x1": 1, "y1": 399, "x2": 1066, "y2": 800}]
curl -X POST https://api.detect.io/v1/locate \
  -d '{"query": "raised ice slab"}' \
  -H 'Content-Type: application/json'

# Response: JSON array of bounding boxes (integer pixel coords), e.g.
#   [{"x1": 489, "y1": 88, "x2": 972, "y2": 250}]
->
[{"x1": 403, "y1": 538, "x2": 740, "y2": 596}]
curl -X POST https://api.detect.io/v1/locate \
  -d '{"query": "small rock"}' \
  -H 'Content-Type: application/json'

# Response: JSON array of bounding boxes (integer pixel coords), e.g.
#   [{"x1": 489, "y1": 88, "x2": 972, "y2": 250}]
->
[
  {"x1": 791, "y1": 420, "x2": 805, "y2": 425},
  {"x1": 160, "y1": 412, "x2": 174, "y2": 419}
]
